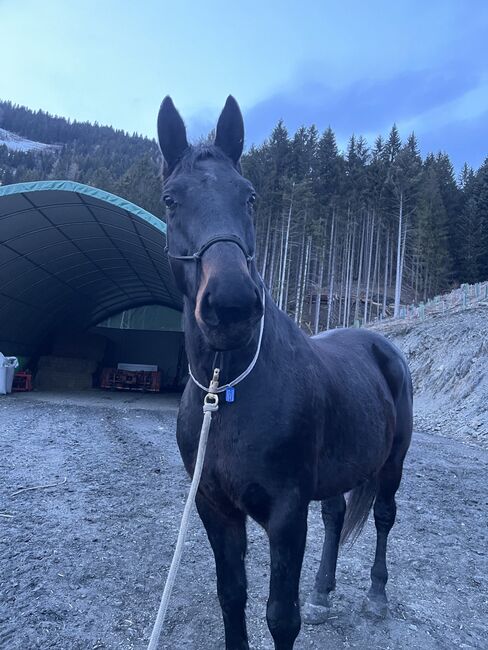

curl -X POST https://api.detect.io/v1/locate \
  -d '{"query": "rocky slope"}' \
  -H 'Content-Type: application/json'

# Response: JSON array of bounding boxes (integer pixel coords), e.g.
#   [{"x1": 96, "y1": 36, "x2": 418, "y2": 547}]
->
[{"x1": 372, "y1": 304, "x2": 488, "y2": 448}]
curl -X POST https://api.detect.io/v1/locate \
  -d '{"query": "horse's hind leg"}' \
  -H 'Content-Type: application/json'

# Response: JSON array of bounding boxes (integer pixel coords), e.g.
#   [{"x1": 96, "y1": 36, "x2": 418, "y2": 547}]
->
[
  {"x1": 303, "y1": 495, "x2": 346, "y2": 624},
  {"x1": 195, "y1": 493, "x2": 249, "y2": 650},
  {"x1": 364, "y1": 460, "x2": 403, "y2": 617}
]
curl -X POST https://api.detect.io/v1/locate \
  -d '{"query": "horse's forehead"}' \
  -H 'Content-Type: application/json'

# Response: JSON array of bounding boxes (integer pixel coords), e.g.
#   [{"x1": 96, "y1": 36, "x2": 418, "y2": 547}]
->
[
  {"x1": 184, "y1": 161, "x2": 240, "y2": 191},
  {"x1": 197, "y1": 159, "x2": 235, "y2": 180},
  {"x1": 201, "y1": 170, "x2": 219, "y2": 184}
]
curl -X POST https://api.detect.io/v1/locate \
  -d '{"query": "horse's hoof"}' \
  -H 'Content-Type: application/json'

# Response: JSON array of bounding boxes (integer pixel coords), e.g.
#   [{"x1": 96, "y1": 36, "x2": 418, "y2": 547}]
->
[
  {"x1": 362, "y1": 593, "x2": 388, "y2": 619},
  {"x1": 302, "y1": 601, "x2": 332, "y2": 625}
]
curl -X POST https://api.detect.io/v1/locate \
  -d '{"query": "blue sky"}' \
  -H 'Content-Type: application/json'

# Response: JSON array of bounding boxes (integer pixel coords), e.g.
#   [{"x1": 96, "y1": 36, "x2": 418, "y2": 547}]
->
[{"x1": 2, "y1": 0, "x2": 488, "y2": 171}]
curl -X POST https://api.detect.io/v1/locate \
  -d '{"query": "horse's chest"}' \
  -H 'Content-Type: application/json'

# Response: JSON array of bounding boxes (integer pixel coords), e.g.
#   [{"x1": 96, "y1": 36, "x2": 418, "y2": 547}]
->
[
  {"x1": 178, "y1": 403, "x2": 264, "y2": 478},
  {"x1": 176, "y1": 395, "x2": 311, "y2": 515}
]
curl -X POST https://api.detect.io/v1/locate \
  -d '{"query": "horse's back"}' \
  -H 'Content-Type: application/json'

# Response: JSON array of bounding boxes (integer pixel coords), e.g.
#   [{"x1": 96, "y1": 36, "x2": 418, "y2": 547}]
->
[
  {"x1": 312, "y1": 327, "x2": 413, "y2": 462},
  {"x1": 312, "y1": 327, "x2": 411, "y2": 398}
]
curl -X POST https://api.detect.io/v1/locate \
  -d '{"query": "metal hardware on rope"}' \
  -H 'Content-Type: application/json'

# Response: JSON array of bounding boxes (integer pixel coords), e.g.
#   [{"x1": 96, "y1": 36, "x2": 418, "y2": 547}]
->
[{"x1": 147, "y1": 368, "x2": 220, "y2": 650}]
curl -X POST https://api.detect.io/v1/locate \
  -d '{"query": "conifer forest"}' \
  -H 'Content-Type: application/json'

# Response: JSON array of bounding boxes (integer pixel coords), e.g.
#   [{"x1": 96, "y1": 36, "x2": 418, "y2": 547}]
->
[{"x1": 1, "y1": 100, "x2": 487, "y2": 331}]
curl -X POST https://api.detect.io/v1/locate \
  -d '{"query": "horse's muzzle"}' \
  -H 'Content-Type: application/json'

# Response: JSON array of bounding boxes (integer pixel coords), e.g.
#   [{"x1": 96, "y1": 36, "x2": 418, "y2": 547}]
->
[{"x1": 196, "y1": 273, "x2": 263, "y2": 350}]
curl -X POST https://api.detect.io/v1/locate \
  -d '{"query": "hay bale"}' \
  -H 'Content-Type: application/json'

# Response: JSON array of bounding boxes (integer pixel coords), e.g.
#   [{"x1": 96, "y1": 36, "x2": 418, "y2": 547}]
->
[{"x1": 35, "y1": 356, "x2": 98, "y2": 390}]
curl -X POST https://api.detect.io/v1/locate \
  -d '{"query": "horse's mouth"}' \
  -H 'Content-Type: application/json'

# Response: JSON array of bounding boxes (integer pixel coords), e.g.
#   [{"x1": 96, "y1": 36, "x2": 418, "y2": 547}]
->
[{"x1": 196, "y1": 317, "x2": 259, "y2": 351}]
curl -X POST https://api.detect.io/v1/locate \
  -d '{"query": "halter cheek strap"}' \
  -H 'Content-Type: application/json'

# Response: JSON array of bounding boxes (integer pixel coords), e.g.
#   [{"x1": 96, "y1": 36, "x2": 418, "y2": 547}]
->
[{"x1": 165, "y1": 234, "x2": 254, "y2": 265}]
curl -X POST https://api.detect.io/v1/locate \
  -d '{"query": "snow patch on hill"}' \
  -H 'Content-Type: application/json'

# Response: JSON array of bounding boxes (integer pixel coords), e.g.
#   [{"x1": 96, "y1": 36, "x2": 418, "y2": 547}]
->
[{"x1": 0, "y1": 128, "x2": 60, "y2": 153}]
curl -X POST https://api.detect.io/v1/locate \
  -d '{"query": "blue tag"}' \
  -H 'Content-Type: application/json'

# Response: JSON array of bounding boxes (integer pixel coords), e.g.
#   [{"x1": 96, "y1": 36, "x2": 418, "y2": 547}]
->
[{"x1": 225, "y1": 387, "x2": 235, "y2": 403}]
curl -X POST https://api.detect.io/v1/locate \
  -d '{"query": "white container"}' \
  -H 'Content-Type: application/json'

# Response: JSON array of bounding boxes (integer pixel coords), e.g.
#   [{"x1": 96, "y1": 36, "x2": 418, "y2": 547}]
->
[
  {"x1": 0, "y1": 367, "x2": 7, "y2": 395},
  {"x1": 0, "y1": 355, "x2": 19, "y2": 394},
  {"x1": 117, "y1": 363, "x2": 158, "y2": 372}
]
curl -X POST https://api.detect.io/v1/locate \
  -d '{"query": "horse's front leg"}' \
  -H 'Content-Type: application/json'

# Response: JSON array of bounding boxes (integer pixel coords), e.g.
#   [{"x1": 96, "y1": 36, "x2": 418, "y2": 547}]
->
[
  {"x1": 266, "y1": 501, "x2": 308, "y2": 650},
  {"x1": 195, "y1": 492, "x2": 249, "y2": 650}
]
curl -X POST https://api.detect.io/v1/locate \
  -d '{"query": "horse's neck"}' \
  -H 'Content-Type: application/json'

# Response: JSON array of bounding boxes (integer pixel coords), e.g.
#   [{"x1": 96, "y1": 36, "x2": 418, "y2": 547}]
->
[{"x1": 183, "y1": 290, "x2": 309, "y2": 390}]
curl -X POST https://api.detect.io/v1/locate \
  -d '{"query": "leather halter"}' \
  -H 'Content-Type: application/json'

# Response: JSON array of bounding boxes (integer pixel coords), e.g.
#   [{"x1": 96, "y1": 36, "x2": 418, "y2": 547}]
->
[{"x1": 165, "y1": 234, "x2": 254, "y2": 265}]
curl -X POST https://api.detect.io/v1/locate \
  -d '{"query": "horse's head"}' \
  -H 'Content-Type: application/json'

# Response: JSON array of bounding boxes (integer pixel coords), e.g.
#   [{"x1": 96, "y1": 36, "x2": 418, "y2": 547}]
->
[{"x1": 157, "y1": 96, "x2": 263, "y2": 351}]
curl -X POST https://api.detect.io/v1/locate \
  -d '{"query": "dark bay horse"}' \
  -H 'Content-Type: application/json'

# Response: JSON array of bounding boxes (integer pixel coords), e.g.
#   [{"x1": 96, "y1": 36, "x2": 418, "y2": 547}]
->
[{"x1": 157, "y1": 96, "x2": 413, "y2": 650}]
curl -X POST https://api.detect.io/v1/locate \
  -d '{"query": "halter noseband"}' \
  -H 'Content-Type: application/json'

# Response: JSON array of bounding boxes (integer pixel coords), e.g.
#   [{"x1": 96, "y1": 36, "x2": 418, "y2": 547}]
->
[{"x1": 166, "y1": 234, "x2": 254, "y2": 265}]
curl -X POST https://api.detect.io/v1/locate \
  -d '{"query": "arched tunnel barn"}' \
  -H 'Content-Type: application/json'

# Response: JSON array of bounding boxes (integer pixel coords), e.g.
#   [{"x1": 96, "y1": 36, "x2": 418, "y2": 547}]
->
[{"x1": 0, "y1": 181, "x2": 184, "y2": 391}]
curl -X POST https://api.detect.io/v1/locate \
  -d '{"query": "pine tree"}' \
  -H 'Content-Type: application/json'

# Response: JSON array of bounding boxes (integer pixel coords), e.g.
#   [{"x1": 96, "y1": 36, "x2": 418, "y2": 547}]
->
[
  {"x1": 416, "y1": 161, "x2": 451, "y2": 295},
  {"x1": 432, "y1": 152, "x2": 461, "y2": 281},
  {"x1": 385, "y1": 133, "x2": 422, "y2": 317}
]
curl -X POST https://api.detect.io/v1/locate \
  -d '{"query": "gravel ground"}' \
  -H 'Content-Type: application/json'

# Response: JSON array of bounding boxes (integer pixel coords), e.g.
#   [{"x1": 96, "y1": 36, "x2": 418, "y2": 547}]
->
[{"x1": 1, "y1": 390, "x2": 487, "y2": 649}]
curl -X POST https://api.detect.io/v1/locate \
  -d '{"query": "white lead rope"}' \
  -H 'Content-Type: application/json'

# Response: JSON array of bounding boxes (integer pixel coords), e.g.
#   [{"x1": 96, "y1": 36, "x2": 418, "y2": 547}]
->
[
  {"x1": 147, "y1": 289, "x2": 266, "y2": 649},
  {"x1": 147, "y1": 373, "x2": 220, "y2": 650}
]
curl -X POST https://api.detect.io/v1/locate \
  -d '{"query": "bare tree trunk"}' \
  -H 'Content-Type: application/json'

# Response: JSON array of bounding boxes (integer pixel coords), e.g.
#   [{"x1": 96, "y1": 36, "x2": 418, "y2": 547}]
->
[
  {"x1": 400, "y1": 218, "x2": 407, "y2": 295},
  {"x1": 388, "y1": 226, "x2": 394, "y2": 292},
  {"x1": 354, "y1": 213, "x2": 366, "y2": 323},
  {"x1": 423, "y1": 267, "x2": 429, "y2": 302},
  {"x1": 278, "y1": 194, "x2": 293, "y2": 310},
  {"x1": 298, "y1": 235, "x2": 312, "y2": 327},
  {"x1": 313, "y1": 231, "x2": 326, "y2": 335},
  {"x1": 364, "y1": 211, "x2": 375, "y2": 324},
  {"x1": 345, "y1": 221, "x2": 356, "y2": 327},
  {"x1": 284, "y1": 257, "x2": 291, "y2": 313},
  {"x1": 276, "y1": 212, "x2": 285, "y2": 301},
  {"x1": 382, "y1": 229, "x2": 389, "y2": 317},
  {"x1": 393, "y1": 192, "x2": 404, "y2": 318},
  {"x1": 376, "y1": 233, "x2": 382, "y2": 319},
  {"x1": 339, "y1": 218, "x2": 350, "y2": 326},
  {"x1": 268, "y1": 228, "x2": 278, "y2": 296},
  {"x1": 326, "y1": 210, "x2": 337, "y2": 330},
  {"x1": 308, "y1": 246, "x2": 316, "y2": 318},
  {"x1": 261, "y1": 212, "x2": 271, "y2": 279},
  {"x1": 294, "y1": 231, "x2": 306, "y2": 323},
  {"x1": 370, "y1": 221, "x2": 381, "y2": 322},
  {"x1": 414, "y1": 254, "x2": 419, "y2": 303}
]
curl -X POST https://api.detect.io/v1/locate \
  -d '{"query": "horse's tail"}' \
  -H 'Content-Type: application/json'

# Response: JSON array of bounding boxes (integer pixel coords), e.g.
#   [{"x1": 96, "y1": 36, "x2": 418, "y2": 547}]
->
[{"x1": 340, "y1": 478, "x2": 377, "y2": 545}]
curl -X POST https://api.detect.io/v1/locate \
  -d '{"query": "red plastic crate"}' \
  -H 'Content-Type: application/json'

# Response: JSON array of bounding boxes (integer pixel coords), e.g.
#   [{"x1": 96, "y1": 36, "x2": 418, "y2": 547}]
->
[{"x1": 12, "y1": 371, "x2": 33, "y2": 392}]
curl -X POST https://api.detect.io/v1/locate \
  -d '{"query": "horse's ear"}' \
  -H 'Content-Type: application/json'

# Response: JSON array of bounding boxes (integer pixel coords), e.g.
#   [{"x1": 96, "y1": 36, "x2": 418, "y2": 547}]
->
[
  {"x1": 157, "y1": 96, "x2": 189, "y2": 173},
  {"x1": 215, "y1": 95, "x2": 244, "y2": 164}
]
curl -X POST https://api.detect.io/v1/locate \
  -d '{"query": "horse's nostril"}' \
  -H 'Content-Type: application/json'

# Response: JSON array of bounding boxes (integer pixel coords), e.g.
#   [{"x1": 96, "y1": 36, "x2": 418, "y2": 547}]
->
[
  {"x1": 203, "y1": 291, "x2": 212, "y2": 312},
  {"x1": 201, "y1": 291, "x2": 219, "y2": 327}
]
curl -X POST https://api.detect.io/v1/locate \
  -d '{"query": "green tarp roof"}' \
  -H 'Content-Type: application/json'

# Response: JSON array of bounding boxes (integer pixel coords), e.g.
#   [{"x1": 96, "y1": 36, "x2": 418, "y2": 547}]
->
[{"x1": 0, "y1": 180, "x2": 181, "y2": 353}]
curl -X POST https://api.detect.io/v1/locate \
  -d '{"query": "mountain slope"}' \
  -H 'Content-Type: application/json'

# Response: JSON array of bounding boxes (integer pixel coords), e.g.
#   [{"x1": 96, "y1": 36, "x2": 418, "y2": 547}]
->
[
  {"x1": 0, "y1": 100, "x2": 163, "y2": 215},
  {"x1": 373, "y1": 304, "x2": 488, "y2": 448}
]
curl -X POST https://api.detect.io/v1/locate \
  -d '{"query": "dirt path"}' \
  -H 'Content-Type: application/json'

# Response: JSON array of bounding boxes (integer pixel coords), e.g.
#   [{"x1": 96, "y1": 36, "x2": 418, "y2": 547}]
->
[{"x1": 1, "y1": 391, "x2": 486, "y2": 649}]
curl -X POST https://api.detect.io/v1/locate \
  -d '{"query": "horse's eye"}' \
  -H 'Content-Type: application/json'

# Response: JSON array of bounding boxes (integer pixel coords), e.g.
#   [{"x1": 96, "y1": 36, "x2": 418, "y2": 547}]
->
[
  {"x1": 248, "y1": 193, "x2": 256, "y2": 206},
  {"x1": 163, "y1": 195, "x2": 176, "y2": 209}
]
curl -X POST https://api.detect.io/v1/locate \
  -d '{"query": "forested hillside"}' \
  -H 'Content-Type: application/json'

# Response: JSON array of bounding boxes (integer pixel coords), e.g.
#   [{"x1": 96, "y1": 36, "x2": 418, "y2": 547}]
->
[
  {"x1": 244, "y1": 123, "x2": 488, "y2": 331},
  {"x1": 1, "y1": 100, "x2": 487, "y2": 331},
  {"x1": 0, "y1": 100, "x2": 163, "y2": 215}
]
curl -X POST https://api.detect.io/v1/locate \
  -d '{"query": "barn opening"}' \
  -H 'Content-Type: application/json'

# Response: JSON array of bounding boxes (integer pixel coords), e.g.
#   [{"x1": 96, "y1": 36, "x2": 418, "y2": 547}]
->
[{"x1": 0, "y1": 180, "x2": 185, "y2": 393}]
